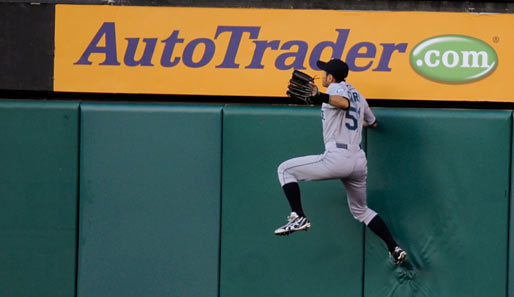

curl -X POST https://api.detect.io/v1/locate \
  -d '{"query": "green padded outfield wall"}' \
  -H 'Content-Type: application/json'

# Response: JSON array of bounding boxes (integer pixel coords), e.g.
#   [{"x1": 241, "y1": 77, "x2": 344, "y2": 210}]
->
[
  {"x1": 77, "y1": 103, "x2": 222, "y2": 297},
  {"x1": 0, "y1": 101, "x2": 79, "y2": 297},
  {"x1": 364, "y1": 108, "x2": 511, "y2": 297},
  {"x1": 220, "y1": 105, "x2": 364, "y2": 297}
]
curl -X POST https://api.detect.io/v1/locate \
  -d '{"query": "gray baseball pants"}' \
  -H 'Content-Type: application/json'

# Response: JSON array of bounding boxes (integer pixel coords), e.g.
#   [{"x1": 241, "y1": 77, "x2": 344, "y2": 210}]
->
[{"x1": 277, "y1": 142, "x2": 377, "y2": 225}]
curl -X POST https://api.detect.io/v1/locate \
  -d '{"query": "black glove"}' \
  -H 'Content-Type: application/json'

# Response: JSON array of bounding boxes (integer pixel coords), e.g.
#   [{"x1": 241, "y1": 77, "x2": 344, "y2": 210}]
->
[
  {"x1": 286, "y1": 70, "x2": 329, "y2": 105},
  {"x1": 286, "y1": 70, "x2": 315, "y2": 104}
]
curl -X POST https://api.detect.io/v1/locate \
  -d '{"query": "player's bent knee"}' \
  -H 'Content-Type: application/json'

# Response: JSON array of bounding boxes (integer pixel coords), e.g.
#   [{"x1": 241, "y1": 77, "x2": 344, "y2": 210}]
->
[
  {"x1": 277, "y1": 163, "x2": 286, "y2": 179},
  {"x1": 277, "y1": 162, "x2": 286, "y2": 174},
  {"x1": 351, "y1": 211, "x2": 366, "y2": 222},
  {"x1": 277, "y1": 162, "x2": 297, "y2": 186},
  {"x1": 350, "y1": 207, "x2": 377, "y2": 225}
]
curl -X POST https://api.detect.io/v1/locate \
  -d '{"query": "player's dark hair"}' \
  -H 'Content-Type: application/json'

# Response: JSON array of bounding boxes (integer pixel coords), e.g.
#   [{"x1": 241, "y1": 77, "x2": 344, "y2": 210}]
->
[{"x1": 330, "y1": 74, "x2": 343, "y2": 83}]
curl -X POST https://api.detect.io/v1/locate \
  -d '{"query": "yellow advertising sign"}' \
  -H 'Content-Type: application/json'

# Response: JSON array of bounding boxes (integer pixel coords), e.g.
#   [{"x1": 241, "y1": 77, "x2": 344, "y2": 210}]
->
[{"x1": 54, "y1": 5, "x2": 514, "y2": 101}]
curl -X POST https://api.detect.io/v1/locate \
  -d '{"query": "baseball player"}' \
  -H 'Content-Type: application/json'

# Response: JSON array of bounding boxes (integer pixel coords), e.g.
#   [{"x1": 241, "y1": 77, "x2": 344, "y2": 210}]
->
[{"x1": 275, "y1": 59, "x2": 407, "y2": 265}]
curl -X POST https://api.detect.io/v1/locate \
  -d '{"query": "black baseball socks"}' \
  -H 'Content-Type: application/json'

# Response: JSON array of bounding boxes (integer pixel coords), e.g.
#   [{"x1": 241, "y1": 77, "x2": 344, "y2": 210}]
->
[
  {"x1": 282, "y1": 183, "x2": 398, "y2": 252},
  {"x1": 282, "y1": 182, "x2": 306, "y2": 217},
  {"x1": 367, "y1": 215, "x2": 399, "y2": 253}
]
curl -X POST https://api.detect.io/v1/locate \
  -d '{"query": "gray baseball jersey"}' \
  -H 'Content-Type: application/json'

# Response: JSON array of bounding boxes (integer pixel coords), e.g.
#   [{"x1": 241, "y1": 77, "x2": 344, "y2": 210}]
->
[
  {"x1": 277, "y1": 81, "x2": 378, "y2": 225},
  {"x1": 322, "y1": 82, "x2": 376, "y2": 148}
]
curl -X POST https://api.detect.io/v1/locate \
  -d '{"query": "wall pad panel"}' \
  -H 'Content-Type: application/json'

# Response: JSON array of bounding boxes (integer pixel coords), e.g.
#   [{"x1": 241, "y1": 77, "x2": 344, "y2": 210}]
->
[
  {"x1": 0, "y1": 100, "x2": 79, "y2": 297},
  {"x1": 78, "y1": 103, "x2": 222, "y2": 297},
  {"x1": 365, "y1": 108, "x2": 511, "y2": 297},
  {"x1": 220, "y1": 105, "x2": 364, "y2": 297}
]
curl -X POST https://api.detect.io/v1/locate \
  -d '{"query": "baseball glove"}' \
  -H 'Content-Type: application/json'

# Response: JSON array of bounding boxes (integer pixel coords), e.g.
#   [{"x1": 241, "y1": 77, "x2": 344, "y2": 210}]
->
[{"x1": 286, "y1": 70, "x2": 316, "y2": 104}]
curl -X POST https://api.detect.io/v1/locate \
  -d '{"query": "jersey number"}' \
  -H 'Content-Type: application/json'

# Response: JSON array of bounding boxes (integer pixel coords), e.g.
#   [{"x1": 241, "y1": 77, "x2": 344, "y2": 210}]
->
[{"x1": 345, "y1": 92, "x2": 360, "y2": 131}]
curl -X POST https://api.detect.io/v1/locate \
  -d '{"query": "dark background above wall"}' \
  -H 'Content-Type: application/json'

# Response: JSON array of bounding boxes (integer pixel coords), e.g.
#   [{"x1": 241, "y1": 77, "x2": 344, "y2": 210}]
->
[
  {"x1": 0, "y1": 0, "x2": 514, "y2": 12},
  {"x1": 0, "y1": 3, "x2": 54, "y2": 91}
]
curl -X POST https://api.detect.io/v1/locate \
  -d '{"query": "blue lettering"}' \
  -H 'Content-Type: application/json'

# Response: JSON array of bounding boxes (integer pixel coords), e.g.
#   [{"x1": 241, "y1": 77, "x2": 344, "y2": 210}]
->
[
  {"x1": 373, "y1": 43, "x2": 408, "y2": 71},
  {"x1": 73, "y1": 24, "x2": 408, "y2": 72},
  {"x1": 309, "y1": 29, "x2": 350, "y2": 70},
  {"x1": 183, "y1": 38, "x2": 216, "y2": 68},
  {"x1": 161, "y1": 30, "x2": 184, "y2": 67},
  {"x1": 124, "y1": 38, "x2": 157, "y2": 66},
  {"x1": 275, "y1": 40, "x2": 308, "y2": 70},
  {"x1": 246, "y1": 40, "x2": 280, "y2": 69},
  {"x1": 74, "y1": 22, "x2": 120, "y2": 65},
  {"x1": 345, "y1": 106, "x2": 360, "y2": 130},
  {"x1": 351, "y1": 92, "x2": 359, "y2": 102},
  {"x1": 215, "y1": 26, "x2": 261, "y2": 68},
  {"x1": 346, "y1": 42, "x2": 376, "y2": 71}
]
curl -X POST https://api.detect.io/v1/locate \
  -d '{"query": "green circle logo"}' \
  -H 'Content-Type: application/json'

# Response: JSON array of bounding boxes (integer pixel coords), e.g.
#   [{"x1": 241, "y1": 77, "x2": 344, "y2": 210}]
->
[{"x1": 410, "y1": 35, "x2": 498, "y2": 83}]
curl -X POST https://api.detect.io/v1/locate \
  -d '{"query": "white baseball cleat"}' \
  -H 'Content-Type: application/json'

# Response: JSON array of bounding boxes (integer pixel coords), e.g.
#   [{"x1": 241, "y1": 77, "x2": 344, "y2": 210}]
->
[
  {"x1": 390, "y1": 246, "x2": 407, "y2": 265},
  {"x1": 274, "y1": 212, "x2": 311, "y2": 236}
]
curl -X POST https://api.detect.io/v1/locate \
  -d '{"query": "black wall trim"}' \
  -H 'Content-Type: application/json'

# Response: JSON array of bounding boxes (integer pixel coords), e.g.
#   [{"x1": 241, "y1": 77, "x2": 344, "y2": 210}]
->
[
  {"x1": 0, "y1": 3, "x2": 54, "y2": 91},
  {"x1": 1, "y1": 0, "x2": 514, "y2": 13},
  {"x1": 0, "y1": 90, "x2": 513, "y2": 111}
]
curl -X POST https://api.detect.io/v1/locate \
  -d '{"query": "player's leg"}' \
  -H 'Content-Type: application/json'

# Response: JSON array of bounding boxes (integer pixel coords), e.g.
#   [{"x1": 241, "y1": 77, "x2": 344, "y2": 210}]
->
[
  {"x1": 275, "y1": 154, "x2": 336, "y2": 235},
  {"x1": 278, "y1": 154, "x2": 339, "y2": 186},
  {"x1": 342, "y1": 171, "x2": 407, "y2": 265},
  {"x1": 341, "y1": 176, "x2": 377, "y2": 225},
  {"x1": 367, "y1": 215, "x2": 407, "y2": 265}
]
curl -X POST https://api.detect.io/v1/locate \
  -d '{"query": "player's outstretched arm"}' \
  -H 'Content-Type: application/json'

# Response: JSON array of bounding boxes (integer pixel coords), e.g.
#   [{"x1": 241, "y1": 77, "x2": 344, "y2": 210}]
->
[
  {"x1": 327, "y1": 95, "x2": 350, "y2": 109},
  {"x1": 308, "y1": 82, "x2": 349, "y2": 108}
]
